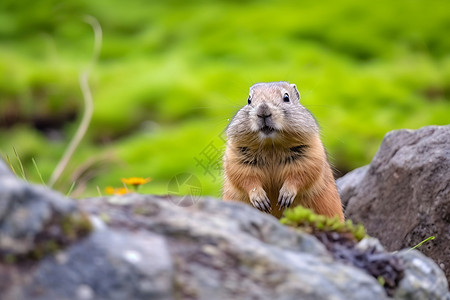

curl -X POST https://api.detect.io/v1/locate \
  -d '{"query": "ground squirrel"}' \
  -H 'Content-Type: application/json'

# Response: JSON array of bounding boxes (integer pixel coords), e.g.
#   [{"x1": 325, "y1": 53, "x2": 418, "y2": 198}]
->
[{"x1": 223, "y1": 81, "x2": 344, "y2": 220}]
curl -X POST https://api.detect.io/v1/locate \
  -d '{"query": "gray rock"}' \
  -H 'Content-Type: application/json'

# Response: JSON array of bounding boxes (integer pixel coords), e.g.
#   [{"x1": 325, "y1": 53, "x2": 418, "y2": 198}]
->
[
  {"x1": 338, "y1": 125, "x2": 450, "y2": 283},
  {"x1": 7, "y1": 194, "x2": 389, "y2": 300},
  {"x1": 356, "y1": 236, "x2": 386, "y2": 253},
  {"x1": 0, "y1": 159, "x2": 12, "y2": 176},
  {"x1": 337, "y1": 165, "x2": 369, "y2": 209},
  {"x1": 1, "y1": 152, "x2": 449, "y2": 299},
  {"x1": 0, "y1": 176, "x2": 78, "y2": 255},
  {"x1": 394, "y1": 250, "x2": 450, "y2": 300},
  {"x1": 3, "y1": 229, "x2": 173, "y2": 300}
]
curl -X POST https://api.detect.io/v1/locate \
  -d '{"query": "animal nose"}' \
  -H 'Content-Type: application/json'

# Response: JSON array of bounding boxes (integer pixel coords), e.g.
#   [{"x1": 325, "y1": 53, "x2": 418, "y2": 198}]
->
[
  {"x1": 257, "y1": 104, "x2": 272, "y2": 119},
  {"x1": 257, "y1": 112, "x2": 272, "y2": 119}
]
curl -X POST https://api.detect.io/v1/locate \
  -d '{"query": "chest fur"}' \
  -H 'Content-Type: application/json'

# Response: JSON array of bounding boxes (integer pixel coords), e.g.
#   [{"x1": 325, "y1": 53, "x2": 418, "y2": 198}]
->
[
  {"x1": 236, "y1": 145, "x2": 309, "y2": 192},
  {"x1": 237, "y1": 145, "x2": 307, "y2": 167}
]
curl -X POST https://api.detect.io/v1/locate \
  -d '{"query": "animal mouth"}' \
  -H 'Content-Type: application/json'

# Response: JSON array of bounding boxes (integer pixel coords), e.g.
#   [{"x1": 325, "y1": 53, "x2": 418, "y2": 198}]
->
[{"x1": 260, "y1": 125, "x2": 275, "y2": 135}]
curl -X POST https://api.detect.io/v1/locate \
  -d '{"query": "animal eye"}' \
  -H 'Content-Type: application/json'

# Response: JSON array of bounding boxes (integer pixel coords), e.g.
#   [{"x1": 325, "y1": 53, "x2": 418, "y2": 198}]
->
[
  {"x1": 248, "y1": 95, "x2": 252, "y2": 105},
  {"x1": 283, "y1": 93, "x2": 290, "y2": 102}
]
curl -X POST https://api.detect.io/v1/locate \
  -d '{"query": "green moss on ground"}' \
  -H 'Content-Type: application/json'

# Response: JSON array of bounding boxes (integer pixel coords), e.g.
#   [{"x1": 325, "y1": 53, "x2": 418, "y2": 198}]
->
[
  {"x1": 281, "y1": 206, "x2": 403, "y2": 297},
  {"x1": 281, "y1": 205, "x2": 366, "y2": 241}
]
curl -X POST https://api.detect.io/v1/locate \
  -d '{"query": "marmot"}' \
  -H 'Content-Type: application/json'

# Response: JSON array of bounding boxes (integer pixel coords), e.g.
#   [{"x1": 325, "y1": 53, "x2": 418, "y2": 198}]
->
[{"x1": 223, "y1": 81, "x2": 344, "y2": 221}]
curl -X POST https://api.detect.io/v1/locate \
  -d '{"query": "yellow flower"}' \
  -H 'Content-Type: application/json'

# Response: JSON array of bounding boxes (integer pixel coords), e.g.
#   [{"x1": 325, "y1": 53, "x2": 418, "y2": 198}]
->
[
  {"x1": 121, "y1": 177, "x2": 151, "y2": 187},
  {"x1": 114, "y1": 187, "x2": 129, "y2": 195},
  {"x1": 105, "y1": 186, "x2": 129, "y2": 195},
  {"x1": 105, "y1": 186, "x2": 116, "y2": 195}
]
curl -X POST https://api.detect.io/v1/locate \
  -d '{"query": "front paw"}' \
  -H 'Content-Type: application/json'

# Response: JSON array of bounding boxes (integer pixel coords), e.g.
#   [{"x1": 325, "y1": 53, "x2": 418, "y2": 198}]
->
[
  {"x1": 277, "y1": 185, "x2": 297, "y2": 210},
  {"x1": 249, "y1": 188, "x2": 271, "y2": 213}
]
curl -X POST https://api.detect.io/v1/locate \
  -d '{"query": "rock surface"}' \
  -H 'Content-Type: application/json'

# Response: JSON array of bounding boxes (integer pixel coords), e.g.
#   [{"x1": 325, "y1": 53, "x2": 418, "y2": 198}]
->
[
  {"x1": 338, "y1": 125, "x2": 450, "y2": 284},
  {"x1": 0, "y1": 161, "x2": 449, "y2": 300},
  {"x1": 0, "y1": 159, "x2": 12, "y2": 176},
  {"x1": 0, "y1": 172, "x2": 88, "y2": 260}
]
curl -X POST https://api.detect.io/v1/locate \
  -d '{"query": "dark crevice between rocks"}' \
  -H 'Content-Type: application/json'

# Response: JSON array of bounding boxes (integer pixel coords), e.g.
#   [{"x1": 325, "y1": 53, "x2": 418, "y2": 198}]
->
[
  {"x1": 314, "y1": 230, "x2": 404, "y2": 297},
  {"x1": 282, "y1": 206, "x2": 405, "y2": 297},
  {"x1": 0, "y1": 211, "x2": 93, "y2": 266}
]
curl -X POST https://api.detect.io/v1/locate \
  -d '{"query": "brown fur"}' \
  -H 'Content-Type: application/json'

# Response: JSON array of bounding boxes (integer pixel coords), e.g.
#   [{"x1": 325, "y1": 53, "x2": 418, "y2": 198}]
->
[{"x1": 222, "y1": 82, "x2": 344, "y2": 221}]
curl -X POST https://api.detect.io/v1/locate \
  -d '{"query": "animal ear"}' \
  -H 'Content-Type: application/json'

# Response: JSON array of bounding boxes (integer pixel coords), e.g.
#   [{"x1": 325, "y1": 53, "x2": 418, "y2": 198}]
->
[{"x1": 290, "y1": 84, "x2": 300, "y2": 100}]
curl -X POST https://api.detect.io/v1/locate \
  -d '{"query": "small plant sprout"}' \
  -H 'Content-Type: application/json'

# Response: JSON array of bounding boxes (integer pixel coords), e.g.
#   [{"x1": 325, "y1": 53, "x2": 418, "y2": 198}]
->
[
  {"x1": 5, "y1": 154, "x2": 17, "y2": 177},
  {"x1": 409, "y1": 236, "x2": 436, "y2": 252},
  {"x1": 96, "y1": 186, "x2": 102, "y2": 197},
  {"x1": 66, "y1": 181, "x2": 77, "y2": 197},
  {"x1": 32, "y1": 158, "x2": 45, "y2": 185},
  {"x1": 121, "y1": 177, "x2": 151, "y2": 191},
  {"x1": 13, "y1": 147, "x2": 27, "y2": 181}
]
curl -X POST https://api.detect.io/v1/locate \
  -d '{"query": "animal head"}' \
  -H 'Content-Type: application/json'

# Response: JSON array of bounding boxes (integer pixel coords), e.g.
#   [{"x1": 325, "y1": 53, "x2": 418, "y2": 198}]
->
[{"x1": 227, "y1": 81, "x2": 318, "y2": 145}]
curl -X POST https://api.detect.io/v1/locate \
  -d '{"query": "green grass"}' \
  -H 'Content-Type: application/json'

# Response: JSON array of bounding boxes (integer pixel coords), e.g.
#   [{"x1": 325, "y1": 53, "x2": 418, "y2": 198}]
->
[{"x1": 0, "y1": 0, "x2": 449, "y2": 197}]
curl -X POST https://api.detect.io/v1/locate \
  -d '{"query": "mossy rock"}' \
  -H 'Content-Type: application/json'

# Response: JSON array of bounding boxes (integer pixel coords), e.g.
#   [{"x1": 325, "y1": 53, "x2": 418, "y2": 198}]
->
[{"x1": 281, "y1": 205, "x2": 366, "y2": 241}]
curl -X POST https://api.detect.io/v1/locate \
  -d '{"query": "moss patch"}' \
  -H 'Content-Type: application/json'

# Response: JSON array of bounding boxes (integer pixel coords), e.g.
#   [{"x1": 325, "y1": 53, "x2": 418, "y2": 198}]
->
[{"x1": 281, "y1": 206, "x2": 404, "y2": 296}]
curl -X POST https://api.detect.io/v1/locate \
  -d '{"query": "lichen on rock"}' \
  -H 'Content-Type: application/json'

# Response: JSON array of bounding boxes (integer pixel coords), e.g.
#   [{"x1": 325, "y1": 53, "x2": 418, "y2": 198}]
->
[{"x1": 0, "y1": 176, "x2": 92, "y2": 264}]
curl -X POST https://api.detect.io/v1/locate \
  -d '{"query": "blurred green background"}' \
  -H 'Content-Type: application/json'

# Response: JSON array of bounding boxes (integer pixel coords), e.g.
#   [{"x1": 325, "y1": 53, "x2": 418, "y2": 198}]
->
[{"x1": 0, "y1": 0, "x2": 449, "y2": 198}]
